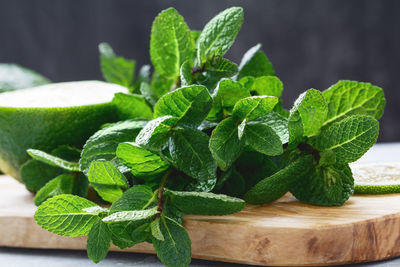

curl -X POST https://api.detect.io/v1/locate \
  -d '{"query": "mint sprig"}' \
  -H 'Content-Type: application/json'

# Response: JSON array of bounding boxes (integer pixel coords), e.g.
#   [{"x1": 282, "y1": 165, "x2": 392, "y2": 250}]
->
[{"x1": 30, "y1": 6, "x2": 386, "y2": 267}]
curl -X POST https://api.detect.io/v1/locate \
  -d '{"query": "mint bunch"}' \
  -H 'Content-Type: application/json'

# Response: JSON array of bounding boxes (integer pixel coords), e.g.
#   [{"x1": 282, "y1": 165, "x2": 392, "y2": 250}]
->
[{"x1": 30, "y1": 6, "x2": 385, "y2": 266}]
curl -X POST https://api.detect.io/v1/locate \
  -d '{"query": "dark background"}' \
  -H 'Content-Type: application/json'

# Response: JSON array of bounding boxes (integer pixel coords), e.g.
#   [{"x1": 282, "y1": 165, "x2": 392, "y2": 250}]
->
[{"x1": 0, "y1": 0, "x2": 399, "y2": 142}]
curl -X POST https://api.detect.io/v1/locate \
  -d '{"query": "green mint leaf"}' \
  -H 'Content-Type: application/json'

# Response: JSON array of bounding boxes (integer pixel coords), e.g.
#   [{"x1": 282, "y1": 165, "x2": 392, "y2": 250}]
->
[
  {"x1": 112, "y1": 93, "x2": 153, "y2": 120},
  {"x1": 133, "y1": 65, "x2": 151, "y2": 93},
  {"x1": 185, "y1": 176, "x2": 217, "y2": 192},
  {"x1": 180, "y1": 60, "x2": 193, "y2": 86},
  {"x1": 322, "y1": 80, "x2": 386, "y2": 126},
  {"x1": 244, "y1": 155, "x2": 314, "y2": 204},
  {"x1": 21, "y1": 159, "x2": 63, "y2": 192},
  {"x1": 34, "y1": 174, "x2": 74, "y2": 206},
  {"x1": 87, "y1": 220, "x2": 111, "y2": 263},
  {"x1": 109, "y1": 220, "x2": 147, "y2": 249},
  {"x1": 165, "y1": 189, "x2": 245, "y2": 215},
  {"x1": 209, "y1": 117, "x2": 243, "y2": 171},
  {"x1": 110, "y1": 185, "x2": 155, "y2": 213},
  {"x1": 103, "y1": 209, "x2": 158, "y2": 223},
  {"x1": 236, "y1": 44, "x2": 275, "y2": 80},
  {"x1": 245, "y1": 121, "x2": 283, "y2": 156},
  {"x1": 34, "y1": 173, "x2": 88, "y2": 206},
  {"x1": 290, "y1": 163, "x2": 354, "y2": 206},
  {"x1": 154, "y1": 85, "x2": 212, "y2": 127},
  {"x1": 255, "y1": 112, "x2": 289, "y2": 144},
  {"x1": 150, "y1": 8, "x2": 194, "y2": 78},
  {"x1": 151, "y1": 72, "x2": 176, "y2": 99},
  {"x1": 80, "y1": 120, "x2": 147, "y2": 175},
  {"x1": 197, "y1": 7, "x2": 243, "y2": 63},
  {"x1": 88, "y1": 161, "x2": 128, "y2": 203},
  {"x1": 51, "y1": 145, "x2": 81, "y2": 161},
  {"x1": 240, "y1": 76, "x2": 283, "y2": 98},
  {"x1": 151, "y1": 217, "x2": 165, "y2": 241},
  {"x1": 116, "y1": 142, "x2": 169, "y2": 177},
  {"x1": 207, "y1": 80, "x2": 250, "y2": 122},
  {"x1": 27, "y1": 149, "x2": 80, "y2": 172},
  {"x1": 191, "y1": 30, "x2": 201, "y2": 44},
  {"x1": 131, "y1": 223, "x2": 151, "y2": 244},
  {"x1": 167, "y1": 127, "x2": 217, "y2": 180},
  {"x1": 319, "y1": 150, "x2": 336, "y2": 166},
  {"x1": 204, "y1": 56, "x2": 238, "y2": 78},
  {"x1": 232, "y1": 95, "x2": 278, "y2": 121},
  {"x1": 140, "y1": 81, "x2": 158, "y2": 106},
  {"x1": 152, "y1": 216, "x2": 191, "y2": 267},
  {"x1": 34, "y1": 194, "x2": 101, "y2": 237},
  {"x1": 288, "y1": 89, "x2": 327, "y2": 146},
  {"x1": 310, "y1": 115, "x2": 379, "y2": 163},
  {"x1": 163, "y1": 197, "x2": 183, "y2": 224},
  {"x1": 0, "y1": 63, "x2": 50, "y2": 92},
  {"x1": 99, "y1": 42, "x2": 135, "y2": 90},
  {"x1": 237, "y1": 119, "x2": 246, "y2": 140},
  {"x1": 135, "y1": 116, "x2": 178, "y2": 152}
]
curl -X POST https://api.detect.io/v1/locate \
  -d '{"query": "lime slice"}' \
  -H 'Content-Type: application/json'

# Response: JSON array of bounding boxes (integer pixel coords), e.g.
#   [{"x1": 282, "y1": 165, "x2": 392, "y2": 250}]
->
[
  {"x1": 351, "y1": 162, "x2": 400, "y2": 194},
  {"x1": 0, "y1": 81, "x2": 127, "y2": 181}
]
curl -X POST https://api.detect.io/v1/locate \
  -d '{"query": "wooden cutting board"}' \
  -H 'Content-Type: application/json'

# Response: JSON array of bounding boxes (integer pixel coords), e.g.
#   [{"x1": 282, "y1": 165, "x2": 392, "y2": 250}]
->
[{"x1": 0, "y1": 174, "x2": 400, "y2": 266}]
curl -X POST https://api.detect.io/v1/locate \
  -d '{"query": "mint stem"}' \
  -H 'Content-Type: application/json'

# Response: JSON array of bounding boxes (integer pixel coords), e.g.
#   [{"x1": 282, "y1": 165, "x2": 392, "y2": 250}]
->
[{"x1": 156, "y1": 169, "x2": 171, "y2": 216}]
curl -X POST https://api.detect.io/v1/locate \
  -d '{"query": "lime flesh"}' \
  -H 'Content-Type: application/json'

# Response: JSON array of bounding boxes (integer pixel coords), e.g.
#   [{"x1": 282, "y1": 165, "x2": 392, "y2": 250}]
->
[
  {"x1": 0, "y1": 81, "x2": 127, "y2": 181},
  {"x1": 351, "y1": 162, "x2": 400, "y2": 194}
]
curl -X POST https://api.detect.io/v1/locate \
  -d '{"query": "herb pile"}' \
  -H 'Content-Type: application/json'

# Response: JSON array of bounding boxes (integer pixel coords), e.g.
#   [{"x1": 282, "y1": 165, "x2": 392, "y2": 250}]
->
[{"x1": 29, "y1": 6, "x2": 386, "y2": 266}]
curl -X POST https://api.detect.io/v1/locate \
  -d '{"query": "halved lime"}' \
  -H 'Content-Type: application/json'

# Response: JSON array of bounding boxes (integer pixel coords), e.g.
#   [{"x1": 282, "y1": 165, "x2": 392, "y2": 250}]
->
[
  {"x1": 0, "y1": 80, "x2": 127, "y2": 181},
  {"x1": 351, "y1": 162, "x2": 400, "y2": 194}
]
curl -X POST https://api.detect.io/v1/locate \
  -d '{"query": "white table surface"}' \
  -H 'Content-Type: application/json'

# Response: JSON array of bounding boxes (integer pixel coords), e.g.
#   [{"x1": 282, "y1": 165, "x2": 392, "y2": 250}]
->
[{"x1": 1, "y1": 143, "x2": 400, "y2": 267}]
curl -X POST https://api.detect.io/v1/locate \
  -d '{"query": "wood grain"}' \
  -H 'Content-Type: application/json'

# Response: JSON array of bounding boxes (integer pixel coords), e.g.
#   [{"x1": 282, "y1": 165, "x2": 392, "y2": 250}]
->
[{"x1": 0, "y1": 175, "x2": 400, "y2": 266}]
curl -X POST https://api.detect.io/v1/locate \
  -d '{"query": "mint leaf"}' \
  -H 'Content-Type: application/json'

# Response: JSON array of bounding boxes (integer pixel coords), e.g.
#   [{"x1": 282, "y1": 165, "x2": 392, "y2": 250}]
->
[
  {"x1": 88, "y1": 161, "x2": 128, "y2": 203},
  {"x1": 135, "y1": 116, "x2": 178, "y2": 151},
  {"x1": 180, "y1": 60, "x2": 193, "y2": 86},
  {"x1": 99, "y1": 42, "x2": 135, "y2": 90},
  {"x1": 87, "y1": 220, "x2": 111, "y2": 263},
  {"x1": 197, "y1": 7, "x2": 243, "y2": 63},
  {"x1": 0, "y1": 63, "x2": 50, "y2": 92},
  {"x1": 80, "y1": 120, "x2": 146, "y2": 175},
  {"x1": 209, "y1": 117, "x2": 243, "y2": 171},
  {"x1": 34, "y1": 195, "x2": 101, "y2": 237},
  {"x1": 167, "y1": 127, "x2": 217, "y2": 180},
  {"x1": 51, "y1": 145, "x2": 81, "y2": 161},
  {"x1": 310, "y1": 115, "x2": 379, "y2": 163},
  {"x1": 116, "y1": 142, "x2": 169, "y2": 177},
  {"x1": 34, "y1": 173, "x2": 88, "y2": 206},
  {"x1": 319, "y1": 150, "x2": 336, "y2": 167},
  {"x1": 151, "y1": 217, "x2": 165, "y2": 241},
  {"x1": 240, "y1": 76, "x2": 283, "y2": 98},
  {"x1": 245, "y1": 121, "x2": 283, "y2": 156},
  {"x1": 244, "y1": 155, "x2": 314, "y2": 204},
  {"x1": 152, "y1": 216, "x2": 191, "y2": 267},
  {"x1": 103, "y1": 209, "x2": 158, "y2": 223},
  {"x1": 204, "y1": 56, "x2": 238, "y2": 78},
  {"x1": 131, "y1": 223, "x2": 151, "y2": 244},
  {"x1": 290, "y1": 163, "x2": 354, "y2": 206},
  {"x1": 133, "y1": 65, "x2": 151, "y2": 93},
  {"x1": 232, "y1": 95, "x2": 278, "y2": 121},
  {"x1": 151, "y1": 72, "x2": 175, "y2": 99},
  {"x1": 154, "y1": 85, "x2": 212, "y2": 127},
  {"x1": 255, "y1": 112, "x2": 289, "y2": 144},
  {"x1": 21, "y1": 159, "x2": 63, "y2": 192},
  {"x1": 288, "y1": 89, "x2": 328, "y2": 146},
  {"x1": 322, "y1": 80, "x2": 386, "y2": 126},
  {"x1": 166, "y1": 189, "x2": 245, "y2": 215},
  {"x1": 27, "y1": 149, "x2": 80, "y2": 172},
  {"x1": 207, "y1": 79, "x2": 250, "y2": 122},
  {"x1": 140, "y1": 81, "x2": 158, "y2": 106},
  {"x1": 110, "y1": 185, "x2": 155, "y2": 213},
  {"x1": 112, "y1": 93, "x2": 153, "y2": 120},
  {"x1": 237, "y1": 44, "x2": 275, "y2": 80},
  {"x1": 150, "y1": 8, "x2": 194, "y2": 78}
]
